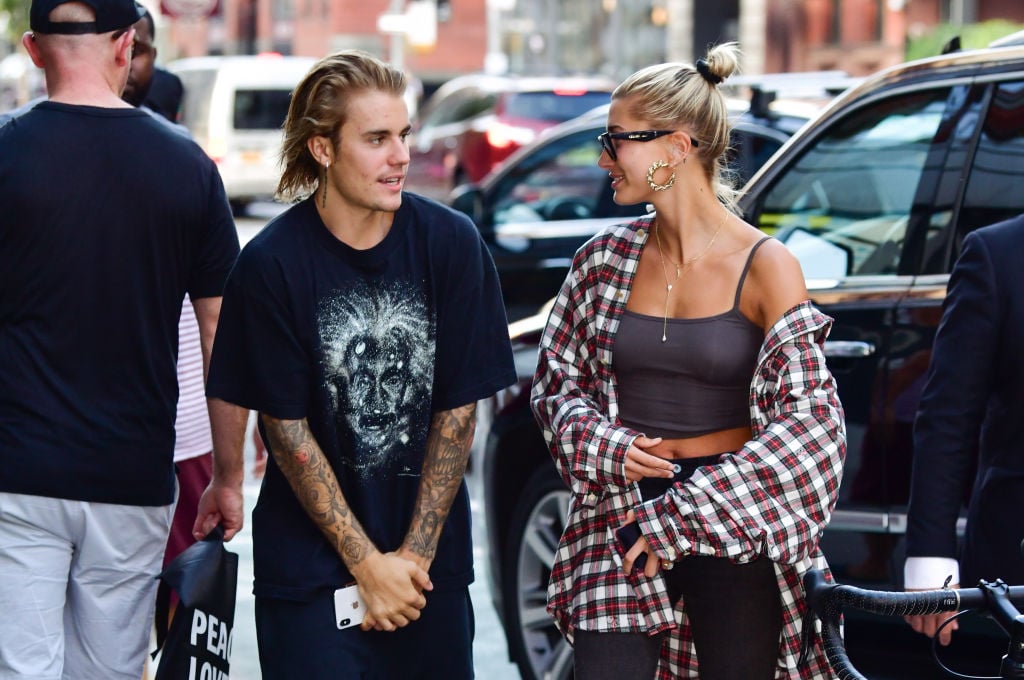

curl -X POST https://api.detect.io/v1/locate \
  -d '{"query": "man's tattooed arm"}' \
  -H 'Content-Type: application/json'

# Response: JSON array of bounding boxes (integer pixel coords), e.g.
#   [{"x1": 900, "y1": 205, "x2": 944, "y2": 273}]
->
[
  {"x1": 402, "y1": 402, "x2": 477, "y2": 565},
  {"x1": 261, "y1": 415, "x2": 375, "y2": 569}
]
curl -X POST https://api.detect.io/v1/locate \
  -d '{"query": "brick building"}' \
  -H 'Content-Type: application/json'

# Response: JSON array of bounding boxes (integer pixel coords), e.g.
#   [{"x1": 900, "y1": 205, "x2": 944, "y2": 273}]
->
[
  {"x1": 162, "y1": 0, "x2": 487, "y2": 86},
  {"x1": 146, "y1": 0, "x2": 1024, "y2": 87}
]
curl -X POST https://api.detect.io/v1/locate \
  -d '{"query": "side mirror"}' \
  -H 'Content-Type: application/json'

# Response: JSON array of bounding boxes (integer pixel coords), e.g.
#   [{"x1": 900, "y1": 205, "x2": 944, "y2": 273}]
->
[{"x1": 449, "y1": 184, "x2": 485, "y2": 226}]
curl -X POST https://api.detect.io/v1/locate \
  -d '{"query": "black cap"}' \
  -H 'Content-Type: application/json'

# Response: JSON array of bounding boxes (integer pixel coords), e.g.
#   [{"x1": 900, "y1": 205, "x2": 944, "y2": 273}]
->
[{"x1": 31, "y1": 0, "x2": 144, "y2": 35}]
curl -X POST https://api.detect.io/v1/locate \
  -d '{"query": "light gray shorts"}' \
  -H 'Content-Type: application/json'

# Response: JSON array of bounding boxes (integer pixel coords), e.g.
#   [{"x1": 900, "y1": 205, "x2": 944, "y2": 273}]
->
[{"x1": 0, "y1": 492, "x2": 174, "y2": 680}]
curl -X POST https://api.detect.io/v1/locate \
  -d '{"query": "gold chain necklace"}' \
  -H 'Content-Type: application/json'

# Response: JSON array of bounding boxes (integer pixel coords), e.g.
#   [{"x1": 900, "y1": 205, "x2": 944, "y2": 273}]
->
[{"x1": 653, "y1": 212, "x2": 729, "y2": 342}]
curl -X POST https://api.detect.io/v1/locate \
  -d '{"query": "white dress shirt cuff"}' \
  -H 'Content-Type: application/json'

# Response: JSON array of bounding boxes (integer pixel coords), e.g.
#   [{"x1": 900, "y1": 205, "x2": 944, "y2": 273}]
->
[{"x1": 904, "y1": 556, "x2": 960, "y2": 589}]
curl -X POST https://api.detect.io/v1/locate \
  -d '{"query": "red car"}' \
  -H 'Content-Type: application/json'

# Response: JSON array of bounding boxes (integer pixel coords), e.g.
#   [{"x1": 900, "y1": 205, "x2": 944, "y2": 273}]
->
[{"x1": 404, "y1": 74, "x2": 615, "y2": 201}]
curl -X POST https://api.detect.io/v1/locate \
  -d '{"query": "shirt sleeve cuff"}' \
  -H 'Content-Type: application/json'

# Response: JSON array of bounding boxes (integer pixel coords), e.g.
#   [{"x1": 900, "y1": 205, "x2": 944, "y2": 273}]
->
[
  {"x1": 904, "y1": 557, "x2": 960, "y2": 589},
  {"x1": 634, "y1": 495, "x2": 690, "y2": 561}
]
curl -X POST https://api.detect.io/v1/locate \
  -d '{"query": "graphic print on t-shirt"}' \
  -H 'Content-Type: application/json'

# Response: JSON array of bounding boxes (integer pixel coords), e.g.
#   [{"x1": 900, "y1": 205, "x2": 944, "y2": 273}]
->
[{"x1": 318, "y1": 280, "x2": 434, "y2": 479}]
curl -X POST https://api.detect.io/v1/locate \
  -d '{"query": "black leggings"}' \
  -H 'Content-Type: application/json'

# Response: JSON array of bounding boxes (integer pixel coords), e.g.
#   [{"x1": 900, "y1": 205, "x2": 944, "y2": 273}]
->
[
  {"x1": 573, "y1": 557, "x2": 782, "y2": 680},
  {"x1": 574, "y1": 455, "x2": 783, "y2": 680}
]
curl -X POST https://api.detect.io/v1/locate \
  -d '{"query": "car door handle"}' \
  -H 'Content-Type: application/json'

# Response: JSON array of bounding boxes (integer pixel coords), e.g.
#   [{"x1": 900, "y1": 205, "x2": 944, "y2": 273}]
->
[{"x1": 823, "y1": 340, "x2": 875, "y2": 358}]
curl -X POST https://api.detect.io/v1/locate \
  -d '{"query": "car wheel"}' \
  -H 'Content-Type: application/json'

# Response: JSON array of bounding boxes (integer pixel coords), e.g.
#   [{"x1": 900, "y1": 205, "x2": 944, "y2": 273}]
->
[{"x1": 502, "y1": 467, "x2": 573, "y2": 680}]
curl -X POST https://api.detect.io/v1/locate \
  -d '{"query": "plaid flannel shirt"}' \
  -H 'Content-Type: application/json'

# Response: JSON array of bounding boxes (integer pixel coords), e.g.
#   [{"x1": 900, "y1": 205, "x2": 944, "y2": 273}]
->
[{"x1": 530, "y1": 214, "x2": 846, "y2": 679}]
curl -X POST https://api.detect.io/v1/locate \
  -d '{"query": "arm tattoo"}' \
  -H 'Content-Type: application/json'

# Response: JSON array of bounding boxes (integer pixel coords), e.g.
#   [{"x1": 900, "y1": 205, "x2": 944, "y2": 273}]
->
[
  {"x1": 405, "y1": 403, "x2": 476, "y2": 561},
  {"x1": 262, "y1": 415, "x2": 374, "y2": 568}
]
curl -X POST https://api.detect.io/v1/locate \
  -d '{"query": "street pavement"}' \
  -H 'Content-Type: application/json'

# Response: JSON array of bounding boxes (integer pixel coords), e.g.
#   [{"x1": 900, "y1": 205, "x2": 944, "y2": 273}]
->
[{"x1": 228, "y1": 208, "x2": 522, "y2": 679}]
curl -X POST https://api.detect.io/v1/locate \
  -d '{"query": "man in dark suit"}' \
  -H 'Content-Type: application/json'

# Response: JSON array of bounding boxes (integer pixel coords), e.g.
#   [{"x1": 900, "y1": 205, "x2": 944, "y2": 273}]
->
[{"x1": 904, "y1": 214, "x2": 1024, "y2": 645}]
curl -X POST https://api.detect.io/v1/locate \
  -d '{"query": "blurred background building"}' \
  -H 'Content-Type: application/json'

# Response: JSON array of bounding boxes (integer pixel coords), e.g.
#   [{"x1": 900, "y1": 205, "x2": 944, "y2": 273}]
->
[{"x1": 3, "y1": 0, "x2": 1024, "y2": 107}]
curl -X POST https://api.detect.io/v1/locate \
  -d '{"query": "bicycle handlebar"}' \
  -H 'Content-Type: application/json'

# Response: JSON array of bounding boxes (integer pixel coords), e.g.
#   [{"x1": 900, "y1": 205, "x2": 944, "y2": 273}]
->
[{"x1": 802, "y1": 570, "x2": 1024, "y2": 680}]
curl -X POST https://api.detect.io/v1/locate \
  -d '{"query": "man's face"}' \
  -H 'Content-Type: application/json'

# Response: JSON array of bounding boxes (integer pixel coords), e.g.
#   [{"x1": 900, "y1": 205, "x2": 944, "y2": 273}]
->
[
  {"x1": 326, "y1": 90, "x2": 411, "y2": 216},
  {"x1": 121, "y1": 17, "x2": 155, "y2": 107}
]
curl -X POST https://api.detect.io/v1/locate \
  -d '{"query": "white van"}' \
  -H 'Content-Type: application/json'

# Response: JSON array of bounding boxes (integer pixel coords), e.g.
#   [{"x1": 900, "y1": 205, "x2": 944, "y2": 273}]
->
[{"x1": 168, "y1": 55, "x2": 316, "y2": 213}]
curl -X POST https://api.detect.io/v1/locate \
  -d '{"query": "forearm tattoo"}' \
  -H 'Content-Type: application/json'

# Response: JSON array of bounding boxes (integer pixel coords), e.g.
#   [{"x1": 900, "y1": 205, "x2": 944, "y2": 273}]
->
[
  {"x1": 406, "y1": 403, "x2": 476, "y2": 560},
  {"x1": 262, "y1": 415, "x2": 372, "y2": 567}
]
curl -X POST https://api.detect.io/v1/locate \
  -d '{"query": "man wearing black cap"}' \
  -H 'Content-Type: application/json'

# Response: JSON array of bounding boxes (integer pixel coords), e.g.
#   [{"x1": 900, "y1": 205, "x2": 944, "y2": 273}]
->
[{"x1": 0, "y1": 1, "x2": 244, "y2": 678}]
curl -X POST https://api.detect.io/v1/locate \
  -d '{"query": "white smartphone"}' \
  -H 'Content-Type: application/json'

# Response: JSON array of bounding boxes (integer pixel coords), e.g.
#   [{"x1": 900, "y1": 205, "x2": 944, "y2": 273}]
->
[{"x1": 333, "y1": 584, "x2": 367, "y2": 630}]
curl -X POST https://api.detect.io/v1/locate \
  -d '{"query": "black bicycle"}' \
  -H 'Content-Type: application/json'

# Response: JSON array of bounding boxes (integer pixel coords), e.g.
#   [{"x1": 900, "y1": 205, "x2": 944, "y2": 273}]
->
[{"x1": 802, "y1": 569, "x2": 1024, "y2": 679}]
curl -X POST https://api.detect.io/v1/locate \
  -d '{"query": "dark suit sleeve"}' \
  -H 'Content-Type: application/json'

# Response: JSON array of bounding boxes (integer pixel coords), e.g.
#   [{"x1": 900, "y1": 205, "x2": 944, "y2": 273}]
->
[{"x1": 905, "y1": 231, "x2": 999, "y2": 559}]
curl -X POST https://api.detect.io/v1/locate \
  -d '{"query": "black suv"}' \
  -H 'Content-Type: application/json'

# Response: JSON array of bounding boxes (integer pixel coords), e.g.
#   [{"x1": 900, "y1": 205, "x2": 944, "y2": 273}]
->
[
  {"x1": 479, "y1": 38, "x2": 1024, "y2": 680},
  {"x1": 451, "y1": 83, "x2": 828, "y2": 321}
]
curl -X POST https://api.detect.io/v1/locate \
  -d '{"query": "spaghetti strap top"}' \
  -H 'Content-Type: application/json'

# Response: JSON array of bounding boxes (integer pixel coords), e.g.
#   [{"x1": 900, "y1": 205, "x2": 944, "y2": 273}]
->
[{"x1": 614, "y1": 237, "x2": 770, "y2": 438}]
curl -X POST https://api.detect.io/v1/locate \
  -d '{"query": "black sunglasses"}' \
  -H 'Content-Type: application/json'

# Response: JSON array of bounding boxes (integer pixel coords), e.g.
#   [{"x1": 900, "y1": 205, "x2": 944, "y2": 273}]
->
[{"x1": 597, "y1": 129, "x2": 698, "y2": 161}]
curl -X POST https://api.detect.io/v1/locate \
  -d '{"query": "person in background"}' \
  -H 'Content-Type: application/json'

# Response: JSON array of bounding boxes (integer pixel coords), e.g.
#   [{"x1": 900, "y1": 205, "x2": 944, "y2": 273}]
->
[
  {"x1": 0, "y1": 0, "x2": 241, "y2": 678},
  {"x1": 194, "y1": 50, "x2": 515, "y2": 678},
  {"x1": 530, "y1": 43, "x2": 846, "y2": 679},
  {"x1": 127, "y1": 5, "x2": 184, "y2": 126},
  {"x1": 904, "y1": 213, "x2": 1024, "y2": 646},
  {"x1": 144, "y1": 67, "x2": 183, "y2": 123}
]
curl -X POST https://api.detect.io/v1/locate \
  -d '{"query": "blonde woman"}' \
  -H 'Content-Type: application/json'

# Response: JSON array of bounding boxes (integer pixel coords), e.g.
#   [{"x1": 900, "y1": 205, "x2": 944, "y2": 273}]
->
[{"x1": 530, "y1": 43, "x2": 846, "y2": 679}]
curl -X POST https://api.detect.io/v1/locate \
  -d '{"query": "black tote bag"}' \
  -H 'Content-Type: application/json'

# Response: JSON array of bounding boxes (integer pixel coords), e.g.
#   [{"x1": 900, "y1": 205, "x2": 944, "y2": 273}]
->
[{"x1": 152, "y1": 525, "x2": 239, "y2": 680}]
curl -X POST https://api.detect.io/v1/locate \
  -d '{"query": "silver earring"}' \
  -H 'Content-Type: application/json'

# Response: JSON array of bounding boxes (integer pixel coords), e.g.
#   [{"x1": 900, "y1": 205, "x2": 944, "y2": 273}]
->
[
  {"x1": 321, "y1": 161, "x2": 329, "y2": 208},
  {"x1": 647, "y1": 160, "x2": 676, "y2": 192}
]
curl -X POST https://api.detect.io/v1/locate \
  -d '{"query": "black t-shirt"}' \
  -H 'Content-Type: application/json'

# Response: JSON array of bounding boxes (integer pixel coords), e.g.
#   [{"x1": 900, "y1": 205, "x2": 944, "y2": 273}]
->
[
  {"x1": 0, "y1": 102, "x2": 239, "y2": 506},
  {"x1": 208, "y1": 194, "x2": 516, "y2": 600}
]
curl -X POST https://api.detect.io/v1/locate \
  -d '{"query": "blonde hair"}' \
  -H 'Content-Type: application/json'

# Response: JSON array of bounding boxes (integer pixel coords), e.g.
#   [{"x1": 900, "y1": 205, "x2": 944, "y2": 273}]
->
[
  {"x1": 613, "y1": 42, "x2": 741, "y2": 209},
  {"x1": 277, "y1": 50, "x2": 406, "y2": 202}
]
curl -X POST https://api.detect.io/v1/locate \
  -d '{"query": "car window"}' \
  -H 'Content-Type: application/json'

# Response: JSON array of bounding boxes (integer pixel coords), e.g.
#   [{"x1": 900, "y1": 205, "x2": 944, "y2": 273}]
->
[
  {"x1": 958, "y1": 80, "x2": 1024, "y2": 242},
  {"x1": 504, "y1": 91, "x2": 612, "y2": 122},
  {"x1": 756, "y1": 89, "x2": 950, "y2": 278},
  {"x1": 233, "y1": 89, "x2": 293, "y2": 130},
  {"x1": 420, "y1": 88, "x2": 495, "y2": 128},
  {"x1": 728, "y1": 128, "x2": 785, "y2": 187},
  {"x1": 490, "y1": 128, "x2": 610, "y2": 224}
]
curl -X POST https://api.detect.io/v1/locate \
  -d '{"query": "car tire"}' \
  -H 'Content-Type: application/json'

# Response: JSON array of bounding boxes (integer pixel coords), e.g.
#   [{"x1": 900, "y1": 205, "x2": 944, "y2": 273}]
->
[{"x1": 502, "y1": 466, "x2": 573, "y2": 680}]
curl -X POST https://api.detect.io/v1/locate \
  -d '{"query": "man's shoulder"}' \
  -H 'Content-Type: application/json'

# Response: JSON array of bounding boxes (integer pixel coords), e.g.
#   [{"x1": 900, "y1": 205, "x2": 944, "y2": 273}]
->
[
  {"x1": 962, "y1": 215, "x2": 1024, "y2": 271},
  {"x1": 241, "y1": 202, "x2": 312, "y2": 257},
  {"x1": 972, "y1": 214, "x2": 1024, "y2": 245},
  {"x1": 140, "y1": 105, "x2": 192, "y2": 139},
  {"x1": 402, "y1": 192, "x2": 477, "y2": 239}
]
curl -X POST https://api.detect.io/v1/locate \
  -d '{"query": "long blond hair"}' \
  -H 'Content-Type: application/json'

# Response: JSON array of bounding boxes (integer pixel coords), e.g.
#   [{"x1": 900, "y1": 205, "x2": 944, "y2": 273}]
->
[{"x1": 276, "y1": 50, "x2": 406, "y2": 202}]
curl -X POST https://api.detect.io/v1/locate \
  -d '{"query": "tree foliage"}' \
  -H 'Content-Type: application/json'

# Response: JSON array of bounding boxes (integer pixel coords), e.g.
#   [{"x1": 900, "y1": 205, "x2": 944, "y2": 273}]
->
[
  {"x1": 2, "y1": 0, "x2": 30, "y2": 42},
  {"x1": 906, "y1": 19, "x2": 1024, "y2": 62}
]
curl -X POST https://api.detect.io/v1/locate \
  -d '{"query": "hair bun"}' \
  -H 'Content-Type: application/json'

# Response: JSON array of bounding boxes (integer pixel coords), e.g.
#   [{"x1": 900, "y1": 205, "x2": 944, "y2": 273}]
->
[{"x1": 695, "y1": 59, "x2": 723, "y2": 85}]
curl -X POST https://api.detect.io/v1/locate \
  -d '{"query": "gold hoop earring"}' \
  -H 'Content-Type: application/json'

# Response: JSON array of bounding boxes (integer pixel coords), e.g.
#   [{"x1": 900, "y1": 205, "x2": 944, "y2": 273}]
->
[
  {"x1": 321, "y1": 161, "x2": 330, "y2": 208},
  {"x1": 647, "y1": 160, "x2": 676, "y2": 192}
]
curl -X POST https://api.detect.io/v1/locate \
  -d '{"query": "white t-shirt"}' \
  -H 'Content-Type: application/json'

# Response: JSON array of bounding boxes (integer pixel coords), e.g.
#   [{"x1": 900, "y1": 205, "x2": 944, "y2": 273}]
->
[{"x1": 174, "y1": 296, "x2": 213, "y2": 462}]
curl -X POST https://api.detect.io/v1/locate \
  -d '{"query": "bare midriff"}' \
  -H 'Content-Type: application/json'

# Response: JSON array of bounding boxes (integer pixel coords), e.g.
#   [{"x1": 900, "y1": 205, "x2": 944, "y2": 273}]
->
[{"x1": 646, "y1": 426, "x2": 752, "y2": 459}]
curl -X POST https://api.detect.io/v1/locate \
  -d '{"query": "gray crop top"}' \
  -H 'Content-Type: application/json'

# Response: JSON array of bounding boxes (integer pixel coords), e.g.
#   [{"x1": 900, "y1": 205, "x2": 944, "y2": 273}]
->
[{"x1": 613, "y1": 238, "x2": 768, "y2": 438}]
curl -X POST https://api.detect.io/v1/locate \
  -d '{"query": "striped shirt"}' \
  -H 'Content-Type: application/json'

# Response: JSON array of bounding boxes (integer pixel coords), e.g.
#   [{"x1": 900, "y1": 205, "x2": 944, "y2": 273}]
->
[
  {"x1": 530, "y1": 215, "x2": 846, "y2": 679},
  {"x1": 174, "y1": 296, "x2": 212, "y2": 462}
]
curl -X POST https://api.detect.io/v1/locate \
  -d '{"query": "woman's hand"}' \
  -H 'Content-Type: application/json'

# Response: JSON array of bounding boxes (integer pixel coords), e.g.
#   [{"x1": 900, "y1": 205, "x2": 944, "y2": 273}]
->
[
  {"x1": 619, "y1": 510, "x2": 668, "y2": 578},
  {"x1": 624, "y1": 435, "x2": 675, "y2": 482}
]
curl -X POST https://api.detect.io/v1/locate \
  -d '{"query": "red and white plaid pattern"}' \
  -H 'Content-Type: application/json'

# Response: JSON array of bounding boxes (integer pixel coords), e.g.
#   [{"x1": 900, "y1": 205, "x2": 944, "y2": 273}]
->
[{"x1": 530, "y1": 215, "x2": 846, "y2": 678}]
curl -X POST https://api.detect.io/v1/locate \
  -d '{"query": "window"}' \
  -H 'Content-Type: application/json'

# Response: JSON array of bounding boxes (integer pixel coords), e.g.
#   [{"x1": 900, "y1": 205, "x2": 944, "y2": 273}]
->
[
  {"x1": 491, "y1": 129, "x2": 606, "y2": 225},
  {"x1": 503, "y1": 91, "x2": 611, "y2": 123},
  {"x1": 232, "y1": 89, "x2": 293, "y2": 130},
  {"x1": 419, "y1": 88, "x2": 494, "y2": 128},
  {"x1": 755, "y1": 89, "x2": 950, "y2": 278},
  {"x1": 958, "y1": 81, "x2": 1024, "y2": 241},
  {"x1": 728, "y1": 127, "x2": 786, "y2": 188}
]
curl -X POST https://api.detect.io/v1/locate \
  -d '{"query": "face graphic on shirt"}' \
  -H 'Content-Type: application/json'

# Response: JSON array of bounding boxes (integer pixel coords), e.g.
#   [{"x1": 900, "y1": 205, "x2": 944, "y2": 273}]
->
[
  {"x1": 342, "y1": 328, "x2": 413, "y2": 446},
  {"x1": 319, "y1": 280, "x2": 433, "y2": 478}
]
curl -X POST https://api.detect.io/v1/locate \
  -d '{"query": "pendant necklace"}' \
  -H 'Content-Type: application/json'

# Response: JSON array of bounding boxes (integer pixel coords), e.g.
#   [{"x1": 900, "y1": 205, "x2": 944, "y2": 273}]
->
[{"x1": 653, "y1": 212, "x2": 729, "y2": 342}]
